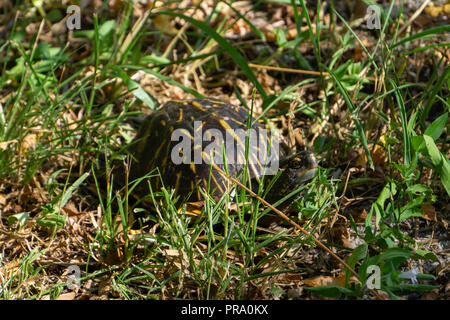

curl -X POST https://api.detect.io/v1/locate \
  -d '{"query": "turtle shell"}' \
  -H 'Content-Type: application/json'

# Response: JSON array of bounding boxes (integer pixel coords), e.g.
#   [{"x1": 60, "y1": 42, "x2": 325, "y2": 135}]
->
[{"x1": 128, "y1": 98, "x2": 277, "y2": 200}]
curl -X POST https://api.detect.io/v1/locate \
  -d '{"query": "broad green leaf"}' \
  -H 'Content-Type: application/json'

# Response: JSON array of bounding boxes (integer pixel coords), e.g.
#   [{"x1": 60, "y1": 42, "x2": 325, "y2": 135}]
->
[
  {"x1": 306, "y1": 286, "x2": 353, "y2": 298},
  {"x1": 423, "y1": 135, "x2": 450, "y2": 195},
  {"x1": 140, "y1": 55, "x2": 171, "y2": 65},
  {"x1": 113, "y1": 66, "x2": 155, "y2": 109},
  {"x1": 424, "y1": 112, "x2": 448, "y2": 141},
  {"x1": 413, "y1": 249, "x2": 439, "y2": 262},
  {"x1": 8, "y1": 212, "x2": 30, "y2": 229},
  {"x1": 411, "y1": 135, "x2": 425, "y2": 152},
  {"x1": 60, "y1": 173, "x2": 90, "y2": 209},
  {"x1": 370, "y1": 181, "x2": 397, "y2": 228},
  {"x1": 421, "y1": 67, "x2": 450, "y2": 125},
  {"x1": 388, "y1": 284, "x2": 439, "y2": 295},
  {"x1": 405, "y1": 184, "x2": 431, "y2": 194},
  {"x1": 99, "y1": 20, "x2": 116, "y2": 41},
  {"x1": 399, "y1": 207, "x2": 425, "y2": 221},
  {"x1": 37, "y1": 213, "x2": 67, "y2": 228},
  {"x1": 377, "y1": 247, "x2": 413, "y2": 262},
  {"x1": 345, "y1": 243, "x2": 368, "y2": 286},
  {"x1": 347, "y1": 244, "x2": 368, "y2": 269}
]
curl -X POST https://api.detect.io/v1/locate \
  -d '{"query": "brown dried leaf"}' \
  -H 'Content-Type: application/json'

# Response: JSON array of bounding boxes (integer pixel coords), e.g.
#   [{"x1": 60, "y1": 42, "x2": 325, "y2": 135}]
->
[
  {"x1": 0, "y1": 139, "x2": 17, "y2": 150},
  {"x1": 372, "y1": 143, "x2": 387, "y2": 166},
  {"x1": 331, "y1": 224, "x2": 350, "y2": 247},
  {"x1": 184, "y1": 200, "x2": 205, "y2": 216},
  {"x1": 22, "y1": 133, "x2": 38, "y2": 152},
  {"x1": 333, "y1": 271, "x2": 358, "y2": 287},
  {"x1": 152, "y1": 15, "x2": 175, "y2": 33},
  {"x1": 0, "y1": 194, "x2": 6, "y2": 206},
  {"x1": 56, "y1": 292, "x2": 76, "y2": 300},
  {"x1": 164, "y1": 249, "x2": 180, "y2": 257},
  {"x1": 425, "y1": 2, "x2": 450, "y2": 17},
  {"x1": 304, "y1": 272, "x2": 358, "y2": 288},
  {"x1": 351, "y1": 208, "x2": 375, "y2": 224},
  {"x1": 62, "y1": 201, "x2": 80, "y2": 216},
  {"x1": 420, "y1": 204, "x2": 437, "y2": 222},
  {"x1": 356, "y1": 135, "x2": 387, "y2": 167},
  {"x1": 303, "y1": 275, "x2": 334, "y2": 287},
  {"x1": 102, "y1": 247, "x2": 124, "y2": 265},
  {"x1": 419, "y1": 289, "x2": 440, "y2": 300},
  {"x1": 353, "y1": 43, "x2": 365, "y2": 61},
  {"x1": 98, "y1": 277, "x2": 112, "y2": 296}
]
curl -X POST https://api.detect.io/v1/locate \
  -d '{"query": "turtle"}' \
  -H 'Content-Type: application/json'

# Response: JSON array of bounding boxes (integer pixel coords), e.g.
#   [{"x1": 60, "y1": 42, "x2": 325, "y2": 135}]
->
[{"x1": 121, "y1": 98, "x2": 317, "y2": 208}]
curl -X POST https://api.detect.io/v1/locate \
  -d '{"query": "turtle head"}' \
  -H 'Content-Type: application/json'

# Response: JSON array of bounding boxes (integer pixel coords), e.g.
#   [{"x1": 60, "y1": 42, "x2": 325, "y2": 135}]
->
[
  {"x1": 280, "y1": 150, "x2": 318, "y2": 185},
  {"x1": 265, "y1": 150, "x2": 318, "y2": 204}
]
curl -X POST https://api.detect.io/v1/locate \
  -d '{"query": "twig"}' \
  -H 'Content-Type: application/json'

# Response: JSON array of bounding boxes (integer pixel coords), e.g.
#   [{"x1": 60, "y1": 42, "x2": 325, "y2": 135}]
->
[
  {"x1": 398, "y1": 0, "x2": 431, "y2": 35},
  {"x1": 212, "y1": 162, "x2": 386, "y2": 300},
  {"x1": 248, "y1": 63, "x2": 377, "y2": 82}
]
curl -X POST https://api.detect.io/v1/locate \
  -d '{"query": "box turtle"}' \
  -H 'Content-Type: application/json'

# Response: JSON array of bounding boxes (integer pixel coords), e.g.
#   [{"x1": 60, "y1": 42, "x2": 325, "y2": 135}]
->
[{"x1": 126, "y1": 98, "x2": 317, "y2": 205}]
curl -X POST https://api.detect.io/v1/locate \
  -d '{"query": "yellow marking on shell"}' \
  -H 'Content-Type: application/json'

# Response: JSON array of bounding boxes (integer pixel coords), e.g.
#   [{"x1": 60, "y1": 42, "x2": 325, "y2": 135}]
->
[
  {"x1": 254, "y1": 154, "x2": 263, "y2": 168},
  {"x1": 177, "y1": 109, "x2": 183, "y2": 122},
  {"x1": 160, "y1": 150, "x2": 168, "y2": 168},
  {"x1": 159, "y1": 136, "x2": 173, "y2": 169},
  {"x1": 259, "y1": 134, "x2": 268, "y2": 149},
  {"x1": 228, "y1": 129, "x2": 248, "y2": 160},
  {"x1": 170, "y1": 99, "x2": 185, "y2": 104},
  {"x1": 252, "y1": 144, "x2": 264, "y2": 167},
  {"x1": 191, "y1": 101, "x2": 207, "y2": 112},
  {"x1": 177, "y1": 128, "x2": 194, "y2": 141},
  {"x1": 249, "y1": 163, "x2": 260, "y2": 179},
  {"x1": 160, "y1": 119, "x2": 166, "y2": 126},
  {"x1": 202, "y1": 151, "x2": 225, "y2": 193},
  {"x1": 152, "y1": 140, "x2": 167, "y2": 168},
  {"x1": 202, "y1": 178, "x2": 208, "y2": 190},
  {"x1": 190, "y1": 162, "x2": 196, "y2": 174},
  {"x1": 201, "y1": 151, "x2": 212, "y2": 164},
  {"x1": 219, "y1": 119, "x2": 232, "y2": 130},
  {"x1": 161, "y1": 163, "x2": 166, "y2": 179},
  {"x1": 196, "y1": 181, "x2": 201, "y2": 200},
  {"x1": 209, "y1": 172, "x2": 224, "y2": 194},
  {"x1": 195, "y1": 121, "x2": 205, "y2": 132},
  {"x1": 236, "y1": 152, "x2": 245, "y2": 165},
  {"x1": 174, "y1": 172, "x2": 182, "y2": 193},
  {"x1": 228, "y1": 117, "x2": 245, "y2": 126},
  {"x1": 205, "y1": 98, "x2": 225, "y2": 105},
  {"x1": 204, "y1": 130, "x2": 212, "y2": 140}
]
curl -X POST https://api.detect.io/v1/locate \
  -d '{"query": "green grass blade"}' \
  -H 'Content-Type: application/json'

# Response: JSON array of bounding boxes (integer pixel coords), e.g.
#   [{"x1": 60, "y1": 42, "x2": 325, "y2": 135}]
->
[
  {"x1": 157, "y1": 11, "x2": 266, "y2": 99},
  {"x1": 391, "y1": 25, "x2": 450, "y2": 49},
  {"x1": 326, "y1": 67, "x2": 374, "y2": 169},
  {"x1": 423, "y1": 135, "x2": 450, "y2": 196}
]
